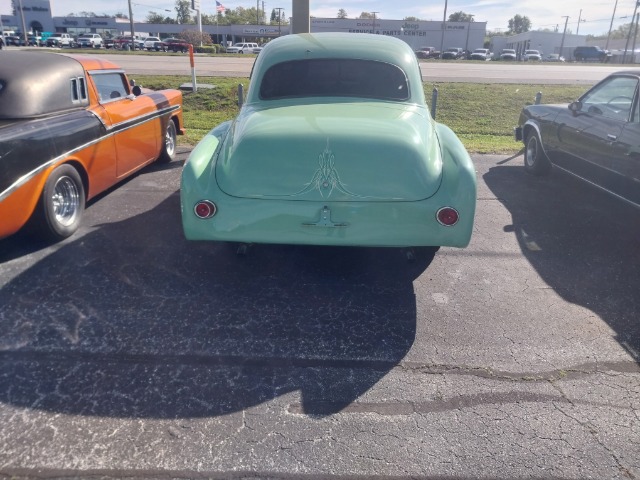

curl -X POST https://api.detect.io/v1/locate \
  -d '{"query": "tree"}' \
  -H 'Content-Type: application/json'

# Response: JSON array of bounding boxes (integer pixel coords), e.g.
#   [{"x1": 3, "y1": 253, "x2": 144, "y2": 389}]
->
[
  {"x1": 404, "y1": 16, "x2": 421, "y2": 22},
  {"x1": 507, "y1": 14, "x2": 531, "y2": 34},
  {"x1": 146, "y1": 11, "x2": 173, "y2": 23},
  {"x1": 448, "y1": 11, "x2": 474, "y2": 22},
  {"x1": 217, "y1": 6, "x2": 263, "y2": 25},
  {"x1": 337, "y1": 9, "x2": 348, "y2": 19},
  {"x1": 178, "y1": 29, "x2": 212, "y2": 46},
  {"x1": 114, "y1": 13, "x2": 129, "y2": 19},
  {"x1": 358, "y1": 12, "x2": 375, "y2": 19},
  {"x1": 175, "y1": 0, "x2": 192, "y2": 24},
  {"x1": 268, "y1": 8, "x2": 287, "y2": 25}
]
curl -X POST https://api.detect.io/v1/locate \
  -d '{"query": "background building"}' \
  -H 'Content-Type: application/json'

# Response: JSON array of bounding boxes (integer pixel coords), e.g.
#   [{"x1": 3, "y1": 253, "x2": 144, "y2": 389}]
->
[{"x1": 4, "y1": 0, "x2": 626, "y2": 62}]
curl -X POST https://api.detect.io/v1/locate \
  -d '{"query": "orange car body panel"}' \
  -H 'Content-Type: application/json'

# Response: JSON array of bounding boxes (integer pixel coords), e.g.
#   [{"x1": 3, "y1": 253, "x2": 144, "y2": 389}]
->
[{"x1": 0, "y1": 54, "x2": 184, "y2": 240}]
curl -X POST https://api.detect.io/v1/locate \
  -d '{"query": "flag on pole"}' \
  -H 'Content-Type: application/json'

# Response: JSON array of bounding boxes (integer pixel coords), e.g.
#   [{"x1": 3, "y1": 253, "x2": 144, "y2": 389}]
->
[{"x1": 216, "y1": 1, "x2": 226, "y2": 12}]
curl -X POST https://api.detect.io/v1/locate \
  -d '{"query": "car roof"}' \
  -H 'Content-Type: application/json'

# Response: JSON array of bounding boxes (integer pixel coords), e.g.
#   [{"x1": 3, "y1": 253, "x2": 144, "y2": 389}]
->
[
  {"x1": 246, "y1": 32, "x2": 425, "y2": 106},
  {"x1": 0, "y1": 51, "x2": 120, "y2": 119}
]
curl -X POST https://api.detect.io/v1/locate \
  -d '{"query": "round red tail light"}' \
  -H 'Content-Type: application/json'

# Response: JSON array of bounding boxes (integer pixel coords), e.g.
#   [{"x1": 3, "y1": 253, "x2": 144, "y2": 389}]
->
[
  {"x1": 194, "y1": 200, "x2": 217, "y2": 219},
  {"x1": 436, "y1": 207, "x2": 459, "y2": 226}
]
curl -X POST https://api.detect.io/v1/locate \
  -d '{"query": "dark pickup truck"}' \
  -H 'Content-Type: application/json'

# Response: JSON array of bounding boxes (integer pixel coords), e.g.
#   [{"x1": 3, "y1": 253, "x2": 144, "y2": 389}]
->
[{"x1": 573, "y1": 46, "x2": 612, "y2": 62}]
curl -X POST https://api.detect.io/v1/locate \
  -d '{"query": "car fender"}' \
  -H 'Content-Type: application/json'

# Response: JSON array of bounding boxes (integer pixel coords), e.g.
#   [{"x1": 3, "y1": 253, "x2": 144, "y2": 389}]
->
[
  {"x1": 434, "y1": 123, "x2": 477, "y2": 246},
  {"x1": 520, "y1": 118, "x2": 555, "y2": 159},
  {"x1": 181, "y1": 121, "x2": 232, "y2": 212}
]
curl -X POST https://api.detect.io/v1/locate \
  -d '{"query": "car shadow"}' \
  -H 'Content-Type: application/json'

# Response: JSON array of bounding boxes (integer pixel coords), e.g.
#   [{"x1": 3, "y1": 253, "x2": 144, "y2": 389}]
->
[
  {"x1": 0, "y1": 192, "x2": 432, "y2": 419},
  {"x1": 483, "y1": 161, "x2": 640, "y2": 360}
]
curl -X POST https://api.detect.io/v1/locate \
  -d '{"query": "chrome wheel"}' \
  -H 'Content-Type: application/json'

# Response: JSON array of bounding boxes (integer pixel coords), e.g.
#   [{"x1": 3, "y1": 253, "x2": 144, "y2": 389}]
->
[
  {"x1": 165, "y1": 122, "x2": 176, "y2": 157},
  {"x1": 158, "y1": 120, "x2": 177, "y2": 163},
  {"x1": 52, "y1": 175, "x2": 81, "y2": 227},
  {"x1": 524, "y1": 132, "x2": 551, "y2": 176},
  {"x1": 525, "y1": 135, "x2": 538, "y2": 168},
  {"x1": 32, "y1": 164, "x2": 85, "y2": 241}
]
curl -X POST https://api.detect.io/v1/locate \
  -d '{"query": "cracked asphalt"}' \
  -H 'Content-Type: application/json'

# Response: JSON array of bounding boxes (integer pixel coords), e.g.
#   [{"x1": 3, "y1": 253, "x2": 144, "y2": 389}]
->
[{"x1": 0, "y1": 151, "x2": 638, "y2": 479}]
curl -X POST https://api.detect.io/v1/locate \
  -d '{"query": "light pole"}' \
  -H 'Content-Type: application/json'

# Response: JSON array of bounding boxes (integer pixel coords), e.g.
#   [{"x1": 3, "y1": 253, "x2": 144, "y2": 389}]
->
[{"x1": 371, "y1": 12, "x2": 378, "y2": 34}]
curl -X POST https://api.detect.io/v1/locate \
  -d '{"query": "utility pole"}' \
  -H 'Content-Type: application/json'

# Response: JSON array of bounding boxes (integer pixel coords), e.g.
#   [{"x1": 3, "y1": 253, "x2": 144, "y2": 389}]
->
[
  {"x1": 371, "y1": 12, "x2": 378, "y2": 34},
  {"x1": 465, "y1": 14, "x2": 474, "y2": 51},
  {"x1": 559, "y1": 16, "x2": 569, "y2": 60},
  {"x1": 606, "y1": 0, "x2": 619, "y2": 50},
  {"x1": 275, "y1": 7, "x2": 283, "y2": 36},
  {"x1": 127, "y1": 0, "x2": 135, "y2": 49},
  {"x1": 631, "y1": 12, "x2": 640, "y2": 62},
  {"x1": 440, "y1": 0, "x2": 448, "y2": 54},
  {"x1": 623, "y1": 1, "x2": 640, "y2": 63},
  {"x1": 576, "y1": 9, "x2": 583, "y2": 35},
  {"x1": 17, "y1": 0, "x2": 28, "y2": 44}
]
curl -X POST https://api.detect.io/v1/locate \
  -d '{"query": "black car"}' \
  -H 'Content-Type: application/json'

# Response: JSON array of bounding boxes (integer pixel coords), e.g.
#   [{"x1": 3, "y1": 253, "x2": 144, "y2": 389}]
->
[
  {"x1": 515, "y1": 71, "x2": 640, "y2": 207},
  {"x1": 5, "y1": 35, "x2": 26, "y2": 46}
]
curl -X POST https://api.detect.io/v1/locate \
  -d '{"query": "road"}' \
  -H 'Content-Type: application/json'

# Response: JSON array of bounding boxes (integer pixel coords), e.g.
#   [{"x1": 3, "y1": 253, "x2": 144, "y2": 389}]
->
[
  {"x1": 1, "y1": 151, "x2": 638, "y2": 479},
  {"x1": 61, "y1": 51, "x2": 627, "y2": 84}
]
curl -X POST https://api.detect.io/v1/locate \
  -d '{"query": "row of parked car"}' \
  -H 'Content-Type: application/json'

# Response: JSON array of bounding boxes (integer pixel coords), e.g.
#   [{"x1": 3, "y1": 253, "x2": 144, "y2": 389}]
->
[
  {"x1": 2, "y1": 33, "x2": 193, "y2": 52},
  {"x1": 3, "y1": 34, "x2": 264, "y2": 54},
  {"x1": 415, "y1": 46, "x2": 563, "y2": 62},
  {"x1": 416, "y1": 45, "x2": 611, "y2": 63},
  {"x1": 415, "y1": 47, "x2": 564, "y2": 62}
]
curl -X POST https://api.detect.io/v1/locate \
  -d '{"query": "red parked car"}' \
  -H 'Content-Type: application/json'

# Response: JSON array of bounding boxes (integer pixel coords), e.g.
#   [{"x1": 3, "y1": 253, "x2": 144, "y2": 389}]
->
[{"x1": 163, "y1": 38, "x2": 191, "y2": 53}]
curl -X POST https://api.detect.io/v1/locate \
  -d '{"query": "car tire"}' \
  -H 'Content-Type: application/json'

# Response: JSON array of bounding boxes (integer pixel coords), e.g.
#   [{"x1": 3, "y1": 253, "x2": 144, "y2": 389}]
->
[
  {"x1": 32, "y1": 164, "x2": 85, "y2": 241},
  {"x1": 157, "y1": 120, "x2": 177, "y2": 163},
  {"x1": 524, "y1": 131, "x2": 551, "y2": 176}
]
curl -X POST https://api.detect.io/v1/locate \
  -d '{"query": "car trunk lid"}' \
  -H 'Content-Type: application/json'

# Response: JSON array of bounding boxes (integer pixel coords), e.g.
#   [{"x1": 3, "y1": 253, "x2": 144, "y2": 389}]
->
[{"x1": 215, "y1": 102, "x2": 442, "y2": 202}]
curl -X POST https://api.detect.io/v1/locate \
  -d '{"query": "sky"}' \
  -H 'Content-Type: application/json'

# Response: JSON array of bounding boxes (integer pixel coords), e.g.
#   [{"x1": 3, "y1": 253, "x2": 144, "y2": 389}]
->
[{"x1": 1, "y1": 0, "x2": 638, "y2": 37}]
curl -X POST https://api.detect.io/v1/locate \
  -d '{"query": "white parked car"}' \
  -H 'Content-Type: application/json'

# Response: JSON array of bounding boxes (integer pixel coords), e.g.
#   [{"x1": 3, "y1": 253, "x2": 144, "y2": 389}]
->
[
  {"x1": 523, "y1": 49, "x2": 542, "y2": 61},
  {"x1": 76, "y1": 33, "x2": 103, "y2": 48},
  {"x1": 543, "y1": 53, "x2": 565, "y2": 62},
  {"x1": 226, "y1": 42, "x2": 259, "y2": 54},
  {"x1": 143, "y1": 36, "x2": 164, "y2": 51},
  {"x1": 500, "y1": 48, "x2": 517, "y2": 60},
  {"x1": 469, "y1": 48, "x2": 492, "y2": 60}
]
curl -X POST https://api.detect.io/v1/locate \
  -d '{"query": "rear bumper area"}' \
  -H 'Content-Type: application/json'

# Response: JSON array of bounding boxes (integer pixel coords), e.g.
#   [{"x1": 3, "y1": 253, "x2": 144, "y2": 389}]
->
[{"x1": 181, "y1": 194, "x2": 475, "y2": 248}]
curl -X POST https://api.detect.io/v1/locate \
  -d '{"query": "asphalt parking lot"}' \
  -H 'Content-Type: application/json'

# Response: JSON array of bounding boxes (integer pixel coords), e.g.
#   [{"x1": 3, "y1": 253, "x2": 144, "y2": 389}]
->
[{"x1": 0, "y1": 150, "x2": 638, "y2": 479}]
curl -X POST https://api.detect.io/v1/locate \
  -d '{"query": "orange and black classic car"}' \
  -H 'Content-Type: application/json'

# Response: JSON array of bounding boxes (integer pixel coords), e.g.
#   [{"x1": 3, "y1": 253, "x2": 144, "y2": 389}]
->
[{"x1": 0, "y1": 51, "x2": 184, "y2": 241}]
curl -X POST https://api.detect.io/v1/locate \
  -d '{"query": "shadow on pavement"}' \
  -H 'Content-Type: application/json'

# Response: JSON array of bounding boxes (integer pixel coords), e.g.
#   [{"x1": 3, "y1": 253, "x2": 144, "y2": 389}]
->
[
  {"x1": 0, "y1": 192, "x2": 432, "y2": 418},
  {"x1": 483, "y1": 161, "x2": 640, "y2": 360}
]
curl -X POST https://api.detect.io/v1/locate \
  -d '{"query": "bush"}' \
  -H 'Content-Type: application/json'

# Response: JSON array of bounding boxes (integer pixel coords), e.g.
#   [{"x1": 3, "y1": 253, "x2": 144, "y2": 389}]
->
[{"x1": 196, "y1": 45, "x2": 217, "y2": 54}]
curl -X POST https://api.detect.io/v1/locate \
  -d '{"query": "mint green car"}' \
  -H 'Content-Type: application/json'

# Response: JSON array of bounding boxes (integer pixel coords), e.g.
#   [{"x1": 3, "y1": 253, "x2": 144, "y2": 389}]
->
[{"x1": 181, "y1": 33, "x2": 476, "y2": 253}]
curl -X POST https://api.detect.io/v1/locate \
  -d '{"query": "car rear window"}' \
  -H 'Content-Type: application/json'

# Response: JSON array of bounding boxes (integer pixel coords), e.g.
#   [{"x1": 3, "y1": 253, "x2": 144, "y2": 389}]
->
[{"x1": 259, "y1": 59, "x2": 409, "y2": 101}]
